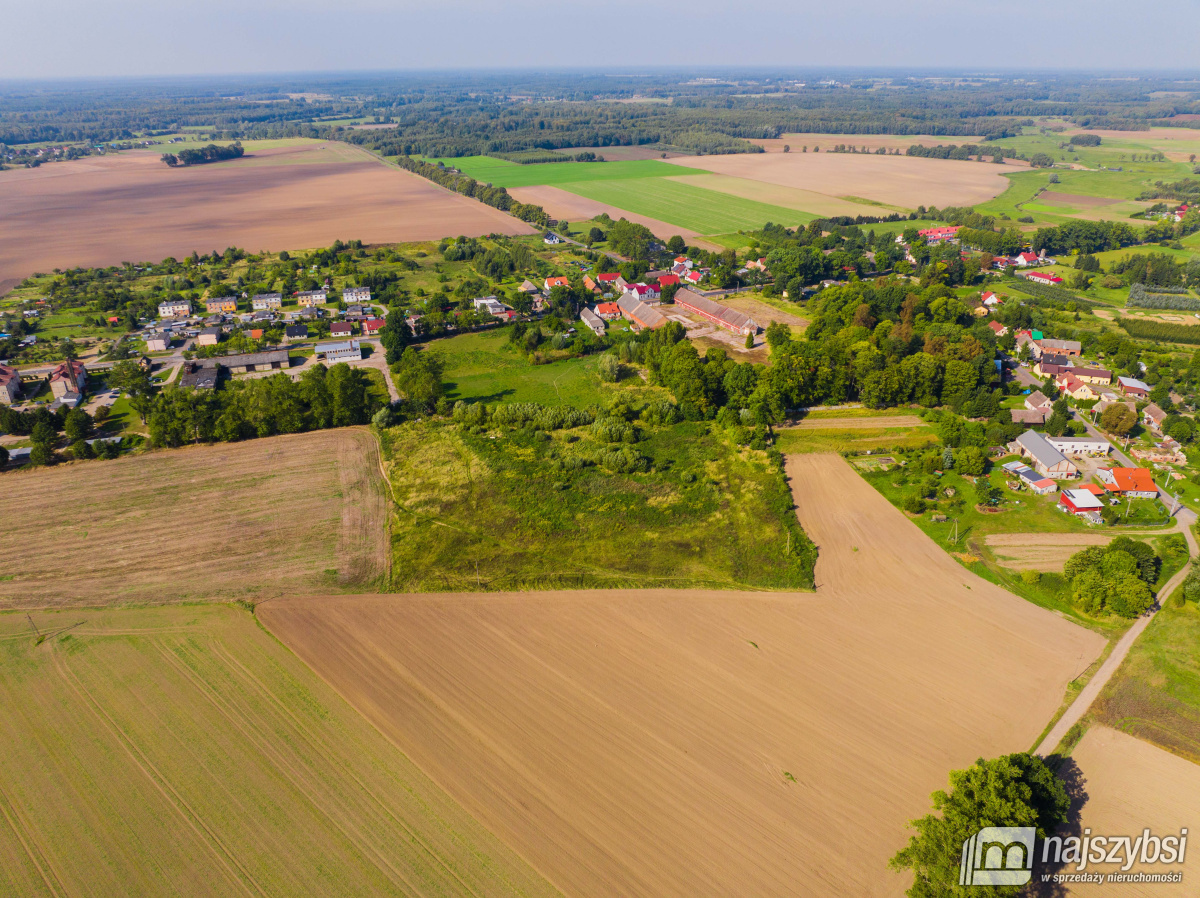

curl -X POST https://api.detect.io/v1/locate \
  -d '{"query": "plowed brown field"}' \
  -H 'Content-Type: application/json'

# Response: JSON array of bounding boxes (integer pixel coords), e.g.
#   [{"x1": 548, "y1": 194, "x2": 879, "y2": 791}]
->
[
  {"x1": 668, "y1": 152, "x2": 1011, "y2": 210},
  {"x1": 0, "y1": 428, "x2": 389, "y2": 608},
  {"x1": 0, "y1": 141, "x2": 532, "y2": 293},
  {"x1": 1062, "y1": 726, "x2": 1199, "y2": 895},
  {"x1": 260, "y1": 453, "x2": 1102, "y2": 897}
]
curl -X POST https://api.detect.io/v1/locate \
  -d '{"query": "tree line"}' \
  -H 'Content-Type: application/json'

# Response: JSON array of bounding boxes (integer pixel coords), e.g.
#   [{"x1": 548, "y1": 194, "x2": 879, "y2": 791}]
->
[{"x1": 162, "y1": 143, "x2": 245, "y2": 167}]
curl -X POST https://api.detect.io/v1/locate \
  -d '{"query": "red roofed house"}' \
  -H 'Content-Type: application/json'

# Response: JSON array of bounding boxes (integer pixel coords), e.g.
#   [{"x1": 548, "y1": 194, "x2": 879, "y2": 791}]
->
[
  {"x1": 595, "y1": 302, "x2": 621, "y2": 321},
  {"x1": 918, "y1": 225, "x2": 962, "y2": 244},
  {"x1": 1055, "y1": 372, "x2": 1098, "y2": 401},
  {"x1": 624, "y1": 283, "x2": 661, "y2": 301},
  {"x1": 657, "y1": 274, "x2": 681, "y2": 288},
  {"x1": 596, "y1": 272, "x2": 621, "y2": 284},
  {"x1": 987, "y1": 320, "x2": 1009, "y2": 337},
  {"x1": 330, "y1": 322, "x2": 354, "y2": 338},
  {"x1": 1097, "y1": 467, "x2": 1158, "y2": 499},
  {"x1": 49, "y1": 359, "x2": 87, "y2": 399},
  {"x1": 674, "y1": 256, "x2": 693, "y2": 269},
  {"x1": 363, "y1": 318, "x2": 385, "y2": 335},
  {"x1": 249, "y1": 329, "x2": 264, "y2": 340},
  {"x1": 1023, "y1": 271, "x2": 1063, "y2": 286},
  {"x1": 685, "y1": 270, "x2": 703, "y2": 285},
  {"x1": 1015, "y1": 252, "x2": 1040, "y2": 266},
  {"x1": 1059, "y1": 488, "x2": 1105, "y2": 517},
  {"x1": 583, "y1": 275, "x2": 599, "y2": 293},
  {"x1": 1175, "y1": 204, "x2": 1190, "y2": 223},
  {"x1": 0, "y1": 363, "x2": 22, "y2": 405},
  {"x1": 544, "y1": 276, "x2": 571, "y2": 292},
  {"x1": 981, "y1": 291, "x2": 1002, "y2": 308}
]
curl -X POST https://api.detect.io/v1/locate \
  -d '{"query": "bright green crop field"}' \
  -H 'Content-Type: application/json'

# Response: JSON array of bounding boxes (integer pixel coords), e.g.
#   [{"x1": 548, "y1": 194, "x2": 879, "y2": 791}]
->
[
  {"x1": 426, "y1": 155, "x2": 699, "y2": 187},
  {"x1": 560, "y1": 177, "x2": 813, "y2": 234}
]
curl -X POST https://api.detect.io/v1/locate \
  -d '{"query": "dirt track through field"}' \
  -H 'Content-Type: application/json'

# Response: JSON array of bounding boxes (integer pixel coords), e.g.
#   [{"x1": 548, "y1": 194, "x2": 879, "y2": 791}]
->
[
  {"x1": 260, "y1": 453, "x2": 1102, "y2": 897},
  {"x1": 0, "y1": 428, "x2": 389, "y2": 608},
  {"x1": 1062, "y1": 726, "x2": 1200, "y2": 895},
  {"x1": 668, "y1": 152, "x2": 1011, "y2": 209},
  {"x1": 0, "y1": 143, "x2": 533, "y2": 293}
]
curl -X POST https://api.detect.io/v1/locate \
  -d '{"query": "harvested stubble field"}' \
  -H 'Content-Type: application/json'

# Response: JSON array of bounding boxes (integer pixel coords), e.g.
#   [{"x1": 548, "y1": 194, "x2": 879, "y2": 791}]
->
[
  {"x1": 260, "y1": 454, "x2": 1102, "y2": 897},
  {"x1": 0, "y1": 604, "x2": 557, "y2": 898},
  {"x1": 0, "y1": 140, "x2": 532, "y2": 293},
  {"x1": 667, "y1": 151, "x2": 1011, "y2": 210},
  {"x1": 1061, "y1": 726, "x2": 1200, "y2": 895},
  {"x1": 985, "y1": 529, "x2": 1179, "y2": 573},
  {"x1": 0, "y1": 428, "x2": 388, "y2": 608}
]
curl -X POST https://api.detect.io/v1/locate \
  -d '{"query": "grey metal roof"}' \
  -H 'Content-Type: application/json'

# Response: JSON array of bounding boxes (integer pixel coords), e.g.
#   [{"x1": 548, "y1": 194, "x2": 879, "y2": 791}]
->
[{"x1": 1016, "y1": 430, "x2": 1069, "y2": 470}]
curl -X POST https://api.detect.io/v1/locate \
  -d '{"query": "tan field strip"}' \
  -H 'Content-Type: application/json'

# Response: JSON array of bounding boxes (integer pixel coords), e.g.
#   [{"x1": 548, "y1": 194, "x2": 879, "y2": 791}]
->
[
  {"x1": 0, "y1": 605, "x2": 557, "y2": 897},
  {"x1": 260, "y1": 454, "x2": 1102, "y2": 897},
  {"x1": 788, "y1": 415, "x2": 925, "y2": 430},
  {"x1": 665, "y1": 173, "x2": 887, "y2": 218},
  {"x1": 667, "y1": 152, "x2": 1011, "y2": 210},
  {"x1": 0, "y1": 142, "x2": 532, "y2": 292},
  {"x1": 506, "y1": 184, "x2": 723, "y2": 251},
  {"x1": 985, "y1": 531, "x2": 1178, "y2": 572},
  {"x1": 0, "y1": 428, "x2": 388, "y2": 608},
  {"x1": 1063, "y1": 726, "x2": 1200, "y2": 895}
]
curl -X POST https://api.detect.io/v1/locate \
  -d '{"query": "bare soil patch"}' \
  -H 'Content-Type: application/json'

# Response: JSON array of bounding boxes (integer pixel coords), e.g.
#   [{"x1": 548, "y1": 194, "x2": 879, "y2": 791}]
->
[
  {"x1": 260, "y1": 454, "x2": 1101, "y2": 897},
  {"x1": 1062, "y1": 726, "x2": 1199, "y2": 895},
  {"x1": 1040, "y1": 191, "x2": 1122, "y2": 209},
  {"x1": 668, "y1": 152, "x2": 1011, "y2": 210},
  {"x1": 506, "y1": 184, "x2": 723, "y2": 251},
  {"x1": 0, "y1": 428, "x2": 389, "y2": 609},
  {"x1": 0, "y1": 142, "x2": 532, "y2": 293}
]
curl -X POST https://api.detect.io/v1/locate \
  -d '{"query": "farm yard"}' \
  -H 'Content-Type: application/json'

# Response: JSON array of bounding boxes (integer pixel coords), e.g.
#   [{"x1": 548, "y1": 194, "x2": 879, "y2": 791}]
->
[
  {"x1": 0, "y1": 604, "x2": 557, "y2": 898},
  {"x1": 260, "y1": 452, "x2": 1101, "y2": 898},
  {"x1": 0, "y1": 428, "x2": 389, "y2": 608},
  {"x1": 0, "y1": 139, "x2": 533, "y2": 293}
]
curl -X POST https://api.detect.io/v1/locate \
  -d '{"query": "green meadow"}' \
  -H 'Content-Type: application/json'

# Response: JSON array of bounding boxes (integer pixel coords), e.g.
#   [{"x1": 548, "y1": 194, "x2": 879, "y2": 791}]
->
[{"x1": 427, "y1": 155, "x2": 699, "y2": 187}]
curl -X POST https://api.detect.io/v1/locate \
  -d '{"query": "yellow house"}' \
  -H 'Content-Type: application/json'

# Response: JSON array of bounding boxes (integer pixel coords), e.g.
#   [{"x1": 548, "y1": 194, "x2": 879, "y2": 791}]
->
[
  {"x1": 1056, "y1": 373, "x2": 1097, "y2": 401},
  {"x1": 204, "y1": 296, "x2": 237, "y2": 314}
]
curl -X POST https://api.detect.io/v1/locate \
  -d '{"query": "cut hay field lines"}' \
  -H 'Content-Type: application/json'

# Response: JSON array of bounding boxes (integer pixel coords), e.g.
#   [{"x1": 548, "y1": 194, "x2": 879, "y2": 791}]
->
[
  {"x1": 261, "y1": 454, "x2": 1102, "y2": 898},
  {"x1": 0, "y1": 428, "x2": 389, "y2": 609},
  {"x1": 666, "y1": 151, "x2": 1011, "y2": 209},
  {"x1": 786, "y1": 415, "x2": 926, "y2": 430},
  {"x1": 664, "y1": 173, "x2": 883, "y2": 218},
  {"x1": 557, "y1": 177, "x2": 814, "y2": 234},
  {"x1": 0, "y1": 605, "x2": 559, "y2": 898},
  {"x1": 425, "y1": 155, "x2": 699, "y2": 188}
]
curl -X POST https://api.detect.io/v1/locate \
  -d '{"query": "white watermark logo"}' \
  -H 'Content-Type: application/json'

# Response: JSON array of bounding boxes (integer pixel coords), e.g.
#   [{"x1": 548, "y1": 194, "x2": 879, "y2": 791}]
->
[
  {"x1": 959, "y1": 826, "x2": 1188, "y2": 887},
  {"x1": 959, "y1": 827, "x2": 1035, "y2": 886}
]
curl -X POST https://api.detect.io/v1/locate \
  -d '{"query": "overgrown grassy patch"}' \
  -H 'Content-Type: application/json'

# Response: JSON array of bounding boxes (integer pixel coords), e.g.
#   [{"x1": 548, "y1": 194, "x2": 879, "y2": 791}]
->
[
  {"x1": 380, "y1": 418, "x2": 815, "y2": 592},
  {"x1": 1093, "y1": 599, "x2": 1200, "y2": 763}
]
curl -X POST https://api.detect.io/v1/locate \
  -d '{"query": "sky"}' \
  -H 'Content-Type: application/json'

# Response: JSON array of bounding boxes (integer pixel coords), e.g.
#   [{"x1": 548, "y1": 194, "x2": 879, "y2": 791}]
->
[{"x1": 3, "y1": 0, "x2": 1200, "y2": 79}]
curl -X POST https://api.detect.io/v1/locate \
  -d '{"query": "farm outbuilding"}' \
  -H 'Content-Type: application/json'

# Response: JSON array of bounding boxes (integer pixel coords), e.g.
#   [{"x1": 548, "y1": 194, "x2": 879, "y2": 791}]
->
[{"x1": 673, "y1": 289, "x2": 759, "y2": 336}]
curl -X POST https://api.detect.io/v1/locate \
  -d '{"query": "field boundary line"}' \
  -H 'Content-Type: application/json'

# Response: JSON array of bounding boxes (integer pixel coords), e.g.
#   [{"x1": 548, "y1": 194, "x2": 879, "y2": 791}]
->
[
  {"x1": 49, "y1": 642, "x2": 266, "y2": 898},
  {"x1": 0, "y1": 775, "x2": 66, "y2": 898},
  {"x1": 206, "y1": 637, "x2": 505, "y2": 898},
  {"x1": 153, "y1": 640, "x2": 434, "y2": 898}
]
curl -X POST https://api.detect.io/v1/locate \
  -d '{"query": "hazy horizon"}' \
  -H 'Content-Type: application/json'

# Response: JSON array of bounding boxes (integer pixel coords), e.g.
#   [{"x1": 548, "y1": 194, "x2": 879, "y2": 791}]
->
[{"x1": 5, "y1": 0, "x2": 1200, "y2": 80}]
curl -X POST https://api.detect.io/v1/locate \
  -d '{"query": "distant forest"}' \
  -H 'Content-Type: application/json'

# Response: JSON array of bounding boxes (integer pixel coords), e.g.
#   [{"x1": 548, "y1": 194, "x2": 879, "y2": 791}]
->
[{"x1": 3, "y1": 71, "x2": 1200, "y2": 156}]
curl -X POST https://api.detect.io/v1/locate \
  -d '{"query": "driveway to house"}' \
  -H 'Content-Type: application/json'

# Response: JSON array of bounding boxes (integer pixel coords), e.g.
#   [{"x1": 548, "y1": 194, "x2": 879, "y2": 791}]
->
[{"x1": 1035, "y1": 507, "x2": 1197, "y2": 756}]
